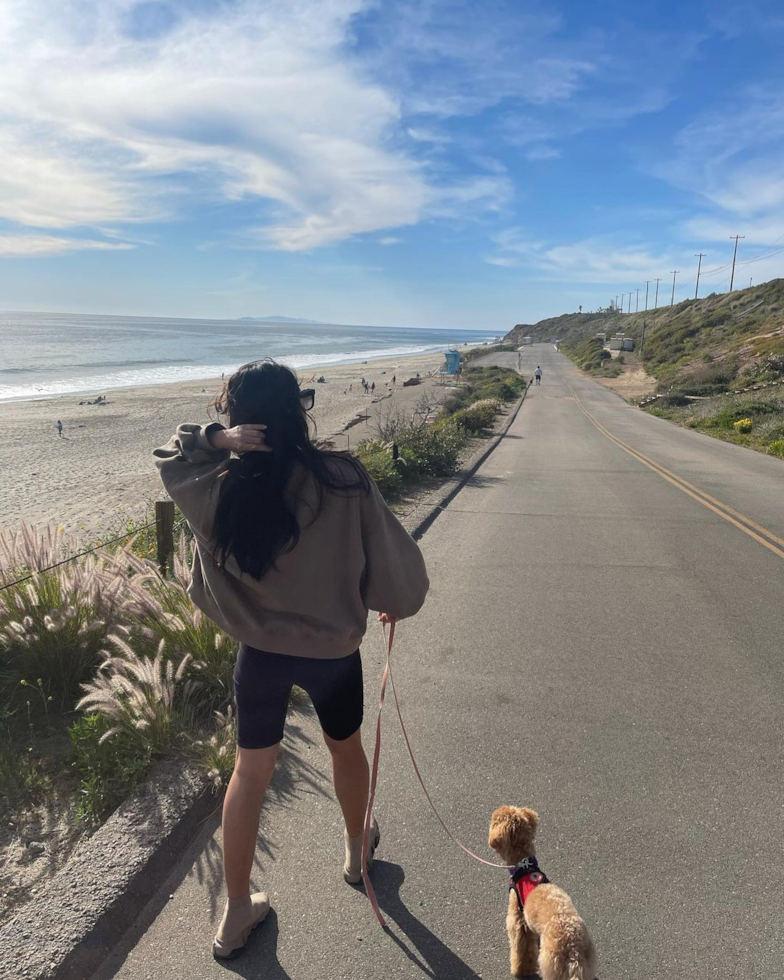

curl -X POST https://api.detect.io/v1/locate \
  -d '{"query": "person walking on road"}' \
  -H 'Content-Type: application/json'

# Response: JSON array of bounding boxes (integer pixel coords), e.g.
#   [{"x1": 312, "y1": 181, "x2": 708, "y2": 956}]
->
[
  {"x1": 534, "y1": 365, "x2": 543, "y2": 385},
  {"x1": 154, "y1": 360, "x2": 428, "y2": 961},
  {"x1": 55, "y1": 420, "x2": 63, "y2": 437}
]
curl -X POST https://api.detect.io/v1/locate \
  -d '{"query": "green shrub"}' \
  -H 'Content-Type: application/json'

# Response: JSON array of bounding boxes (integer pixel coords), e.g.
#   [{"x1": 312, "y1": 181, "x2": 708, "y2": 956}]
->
[
  {"x1": 442, "y1": 388, "x2": 473, "y2": 414},
  {"x1": 709, "y1": 400, "x2": 779, "y2": 429},
  {"x1": 659, "y1": 394, "x2": 692, "y2": 408},
  {"x1": 766, "y1": 439, "x2": 784, "y2": 459},
  {"x1": 355, "y1": 440, "x2": 404, "y2": 497},
  {"x1": 0, "y1": 741, "x2": 51, "y2": 809},
  {"x1": 449, "y1": 402, "x2": 498, "y2": 433},
  {"x1": 396, "y1": 424, "x2": 466, "y2": 478},
  {"x1": 69, "y1": 713, "x2": 152, "y2": 823}
]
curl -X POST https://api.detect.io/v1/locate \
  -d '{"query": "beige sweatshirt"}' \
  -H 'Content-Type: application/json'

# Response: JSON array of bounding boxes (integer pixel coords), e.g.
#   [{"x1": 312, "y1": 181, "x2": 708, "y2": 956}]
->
[{"x1": 153, "y1": 423, "x2": 429, "y2": 658}]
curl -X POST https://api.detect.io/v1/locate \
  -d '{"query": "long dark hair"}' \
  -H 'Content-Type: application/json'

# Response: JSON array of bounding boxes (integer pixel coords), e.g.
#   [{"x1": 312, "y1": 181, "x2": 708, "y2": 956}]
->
[{"x1": 210, "y1": 359, "x2": 369, "y2": 579}]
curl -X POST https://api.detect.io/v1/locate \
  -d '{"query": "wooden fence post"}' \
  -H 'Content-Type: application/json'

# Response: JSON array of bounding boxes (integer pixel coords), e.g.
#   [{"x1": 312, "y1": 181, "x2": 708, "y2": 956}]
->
[{"x1": 155, "y1": 499, "x2": 175, "y2": 575}]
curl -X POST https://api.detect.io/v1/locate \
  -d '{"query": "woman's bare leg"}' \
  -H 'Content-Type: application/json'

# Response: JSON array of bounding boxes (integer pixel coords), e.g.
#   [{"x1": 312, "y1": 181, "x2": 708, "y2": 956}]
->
[
  {"x1": 323, "y1": 729, "x2": 369, "y2": 836},
  {"x1": 222, "y1": 744, "x2": 279, "y2": 899}
]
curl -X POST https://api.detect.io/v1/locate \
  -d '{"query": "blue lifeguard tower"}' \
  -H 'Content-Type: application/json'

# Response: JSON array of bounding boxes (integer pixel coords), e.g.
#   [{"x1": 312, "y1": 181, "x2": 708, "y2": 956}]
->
[{"x1": 440, "y1": 348, "x2": 462, "y2": 382}]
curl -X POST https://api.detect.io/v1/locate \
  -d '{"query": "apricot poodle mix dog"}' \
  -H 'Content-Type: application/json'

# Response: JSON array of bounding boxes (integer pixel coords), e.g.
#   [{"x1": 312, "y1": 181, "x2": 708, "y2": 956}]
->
[{"x1": 489, "y1": 806, "x2": 597, "y2": 980}]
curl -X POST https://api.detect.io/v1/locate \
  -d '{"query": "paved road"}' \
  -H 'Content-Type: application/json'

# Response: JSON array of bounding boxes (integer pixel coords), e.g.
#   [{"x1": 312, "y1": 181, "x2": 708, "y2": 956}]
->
[{"x1": 94, "y1": 346, "x2": 784, "y2": 980}]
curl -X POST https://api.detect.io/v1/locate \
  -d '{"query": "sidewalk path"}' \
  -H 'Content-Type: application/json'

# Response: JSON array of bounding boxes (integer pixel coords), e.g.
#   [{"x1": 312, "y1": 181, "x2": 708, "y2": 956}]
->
[{"x1": 94, "y1": 347, "x2": 784, "y2": 980}]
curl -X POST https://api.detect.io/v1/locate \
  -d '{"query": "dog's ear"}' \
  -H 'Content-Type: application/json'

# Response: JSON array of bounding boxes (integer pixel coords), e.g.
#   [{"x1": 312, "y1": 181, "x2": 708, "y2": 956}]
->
[
  {"x1": 518, "y1": 807, "x2": 539, "y2": 836},
  {"x1": 488, "y1": 805, "x2": 515, "y2": 852}
]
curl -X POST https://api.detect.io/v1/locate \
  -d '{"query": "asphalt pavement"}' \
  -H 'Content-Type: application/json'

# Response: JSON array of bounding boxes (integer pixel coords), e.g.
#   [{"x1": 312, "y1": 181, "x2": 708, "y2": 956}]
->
[{"x1": 93, "y1": 346, "x2": 784, "y2": 980}]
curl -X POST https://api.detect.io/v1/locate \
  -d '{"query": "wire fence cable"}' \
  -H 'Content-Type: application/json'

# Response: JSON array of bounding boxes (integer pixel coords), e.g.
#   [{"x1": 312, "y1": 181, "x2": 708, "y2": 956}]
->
[{"x1": 0, "y1": 518, "x2": 184, "y2": 593}]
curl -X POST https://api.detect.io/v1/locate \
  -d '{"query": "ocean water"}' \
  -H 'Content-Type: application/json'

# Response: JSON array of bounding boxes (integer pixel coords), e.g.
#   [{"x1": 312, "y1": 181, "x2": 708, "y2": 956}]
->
[{"x1": 0, "y1": 311, "x2": 496, "y2": 402}]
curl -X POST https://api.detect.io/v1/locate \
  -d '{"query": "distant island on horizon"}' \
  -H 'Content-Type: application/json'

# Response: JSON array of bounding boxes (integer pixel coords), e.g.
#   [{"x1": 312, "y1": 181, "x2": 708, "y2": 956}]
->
[{"x1": 237, "y1": 315, "x2": 323, "y2": 324}]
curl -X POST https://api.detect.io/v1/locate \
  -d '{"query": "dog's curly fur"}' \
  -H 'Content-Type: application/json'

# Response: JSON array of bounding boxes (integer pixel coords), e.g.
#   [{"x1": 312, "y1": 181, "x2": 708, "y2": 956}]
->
[{"x1": 488, "y1": 806, "x2": 597, "y2": 980}]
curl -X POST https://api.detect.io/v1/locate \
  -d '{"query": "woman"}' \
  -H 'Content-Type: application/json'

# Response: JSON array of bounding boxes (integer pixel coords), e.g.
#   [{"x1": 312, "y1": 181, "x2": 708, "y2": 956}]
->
[{"x1": 154, "y1": 360, "x2": 428, "y2": 959}]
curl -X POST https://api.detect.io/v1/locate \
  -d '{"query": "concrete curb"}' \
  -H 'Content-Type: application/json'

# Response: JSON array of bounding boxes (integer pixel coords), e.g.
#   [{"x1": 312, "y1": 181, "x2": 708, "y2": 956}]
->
[
  {"x1": 0, "y1": 758, "x2": 215, "y2": 980},
  {"x1": 401, "y1": 382, "x2": 531, "y2": 540}
]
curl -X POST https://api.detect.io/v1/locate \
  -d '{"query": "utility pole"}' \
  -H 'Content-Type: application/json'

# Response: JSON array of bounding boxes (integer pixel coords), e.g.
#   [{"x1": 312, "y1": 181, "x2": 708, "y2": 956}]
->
[
  {"x1": 654, "y1": 277, "x2": 662, "y2": 309},
  {"x1": 628, "y1": 292, "x2": 633, "y2": 313},
  {"x1": 635, "y1": 288, "x2": 640, "y2": 312},
  {"x1": 670, "y1": 270, "x2": 679, "y2": 306},
  {"x1": 728, "y1": 235, "x2": 745, "y2": 291},
  {"x1": 644, "y1": 280, "x2": 650, "y2": 310},
  {"x1": 694, "y1": 253, "x2": 706, "y2": 299},
  {"x1": 640, "y1": 320, "x2": 647, "y2": 356}
]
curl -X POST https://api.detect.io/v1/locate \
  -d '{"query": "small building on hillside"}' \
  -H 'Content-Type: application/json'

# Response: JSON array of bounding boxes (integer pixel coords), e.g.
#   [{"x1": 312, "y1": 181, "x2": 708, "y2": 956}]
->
[
  {"x1": 518, "y1": 336, "x2": 534, "y2": 347},
  {"x1": 621, "y1": 337, "x2": 635, "y2": 351}
]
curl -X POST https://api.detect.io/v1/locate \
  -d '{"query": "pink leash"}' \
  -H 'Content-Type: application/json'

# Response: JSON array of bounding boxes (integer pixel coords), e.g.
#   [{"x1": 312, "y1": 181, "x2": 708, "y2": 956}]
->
[{"x1": 361, "y1": 622, "x2": 506, "y2": 928}]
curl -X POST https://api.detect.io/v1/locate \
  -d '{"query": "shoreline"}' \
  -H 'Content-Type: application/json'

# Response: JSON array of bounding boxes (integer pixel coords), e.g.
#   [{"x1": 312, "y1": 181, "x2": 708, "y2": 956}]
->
[
  {"x1": 0, "y1": 342, "x2": 482, "y2": 406},
  {"x1": 0, "y1": 350, "x2": 460, "y2": 534}
]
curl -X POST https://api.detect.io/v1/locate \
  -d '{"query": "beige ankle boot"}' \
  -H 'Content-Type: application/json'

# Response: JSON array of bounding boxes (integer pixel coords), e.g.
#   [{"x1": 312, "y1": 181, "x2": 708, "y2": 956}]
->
[
  {"x1": 212, "y1": 892, "x2": 270, "y2": 959},
  {"x1": 344, "y1": 817, "x2": 380, "y2": 884}
]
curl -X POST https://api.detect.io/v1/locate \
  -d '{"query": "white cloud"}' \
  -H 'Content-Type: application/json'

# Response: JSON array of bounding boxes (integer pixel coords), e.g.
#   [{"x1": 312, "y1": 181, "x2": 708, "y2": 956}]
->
[
  {"x1": 0, "y1": 234, "x2": 134, "y2": 257},
  {"x1": 0, "y1": 0, "x2": 531, "y2": 253},
  {"x1": 485, "y1": 256, "x2": 518, "y2": 267},
  {"x1": 653, "y1": 84, "x2": 784, "y2": 251},
  {"x1": 380, "y1": 237, "x2": 402, "y2": 245},
  {"x1": 523, "y1": 145, "x2": 561, "y2": 162},
  {"x1": 0, "y1": 1, "x2": 435, "y2": 250},
  {"x1": 489, "y1": 229, "x2": 680, "y2": 284}
]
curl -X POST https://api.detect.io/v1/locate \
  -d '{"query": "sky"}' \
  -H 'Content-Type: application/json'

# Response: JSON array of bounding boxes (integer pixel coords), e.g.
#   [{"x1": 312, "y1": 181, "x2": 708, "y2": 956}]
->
[{"x1": 1, "y1": 0, "x2": 783, "y2": 329}]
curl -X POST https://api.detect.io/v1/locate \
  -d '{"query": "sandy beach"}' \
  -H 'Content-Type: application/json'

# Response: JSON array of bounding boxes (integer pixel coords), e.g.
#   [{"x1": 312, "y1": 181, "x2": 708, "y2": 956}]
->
[{"x1": 0, "y1": 352, "x2": 451, "y2": 535}]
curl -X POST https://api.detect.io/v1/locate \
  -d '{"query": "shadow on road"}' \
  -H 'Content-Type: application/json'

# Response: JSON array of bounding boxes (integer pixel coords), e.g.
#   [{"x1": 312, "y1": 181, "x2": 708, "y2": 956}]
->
[
  {"x1": 198, "y1": 714, "x2": 332, "y2": 921},
  {"x1": 221, "y1": 909, "x2": 292, "y2": 980},
  {"x1": 372, "y1": 861, "x2": 484, "y2": 980},
  {"x1": 92, "y1": 710, "x2": 332, "y2": 979},
  {"x1": 464, "y1": 473, "x2": 505, "y2": 490}
]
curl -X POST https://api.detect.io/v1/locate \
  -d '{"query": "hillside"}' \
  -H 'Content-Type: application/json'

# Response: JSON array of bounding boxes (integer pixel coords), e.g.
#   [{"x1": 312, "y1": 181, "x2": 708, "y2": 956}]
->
[{"x1": 505, "y1": 279, "x2": 784, "y2": 393}]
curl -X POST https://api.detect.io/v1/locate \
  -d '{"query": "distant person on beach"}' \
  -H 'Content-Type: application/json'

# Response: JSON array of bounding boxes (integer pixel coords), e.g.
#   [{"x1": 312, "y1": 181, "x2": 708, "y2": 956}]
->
[
  {"x1": 392, "y1": 375, "x2": 396, "y2": 385},
  {"x1": 371, "y1": 382, "x2": 375, "y2": 394},
  {"x1": 153, "y1": 359, "x2": 428, "y2": 961},
  {"x1": 535, "y1": 365, "x2": 543, "y2": 385},
  {"x1": 55, "y1": 420, "x2": 63, "y2": 437}
]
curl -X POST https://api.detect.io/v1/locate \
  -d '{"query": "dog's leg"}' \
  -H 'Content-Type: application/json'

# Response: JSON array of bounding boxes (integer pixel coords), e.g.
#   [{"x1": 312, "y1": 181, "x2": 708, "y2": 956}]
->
[{"x1": 506, "y1": 891, "x2": 539, "y2": 977}]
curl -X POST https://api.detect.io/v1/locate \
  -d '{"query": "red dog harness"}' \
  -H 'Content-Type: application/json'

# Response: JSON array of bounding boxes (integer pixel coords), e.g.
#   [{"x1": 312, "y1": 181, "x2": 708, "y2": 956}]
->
[{"x1": 509, "y1": 856, "x2": 550, "y2": 910}]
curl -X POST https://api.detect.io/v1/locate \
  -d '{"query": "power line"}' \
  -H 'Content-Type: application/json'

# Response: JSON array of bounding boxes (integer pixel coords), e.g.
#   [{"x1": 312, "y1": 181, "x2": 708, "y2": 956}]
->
[
  {"x1": 670, "y1": 270, "x2": 680, "y2": 306},
  {"x1": 694, "y1": 253, "x2": 706, "y2": 299},
  {"x1": 729, "y1": 235, "x2": 745, "y2": 291}
]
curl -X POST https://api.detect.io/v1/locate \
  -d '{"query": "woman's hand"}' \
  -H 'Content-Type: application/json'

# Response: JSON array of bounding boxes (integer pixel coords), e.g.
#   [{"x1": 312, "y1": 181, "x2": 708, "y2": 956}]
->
[
  {"x1": 210, "y1": 424, "x2": 271, "y2": 453},
  {"x1": 377, "y1": 612, "x2": 396, "y2": 625}
]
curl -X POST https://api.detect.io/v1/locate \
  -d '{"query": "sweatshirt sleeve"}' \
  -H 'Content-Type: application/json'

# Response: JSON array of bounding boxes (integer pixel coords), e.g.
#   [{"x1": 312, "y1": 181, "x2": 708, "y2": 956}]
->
[
  {"x1": 152, "y1": 423, "x2": 228, "y2": 536},
  {"x1": 359, "y1": 478, "x2": 429, "y2": 619}
]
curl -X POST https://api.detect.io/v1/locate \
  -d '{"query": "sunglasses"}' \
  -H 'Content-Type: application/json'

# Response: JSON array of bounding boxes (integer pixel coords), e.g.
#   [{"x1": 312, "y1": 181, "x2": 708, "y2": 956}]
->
[{"x1": 299, "y1": 388, "x2": 315, "y2": 411}]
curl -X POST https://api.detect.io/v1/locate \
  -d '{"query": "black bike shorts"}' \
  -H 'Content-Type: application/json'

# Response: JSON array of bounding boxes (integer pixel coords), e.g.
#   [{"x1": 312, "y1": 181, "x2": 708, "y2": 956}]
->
[{"x1": 233, "y1": 646, "x2": 364, "y2": 749}]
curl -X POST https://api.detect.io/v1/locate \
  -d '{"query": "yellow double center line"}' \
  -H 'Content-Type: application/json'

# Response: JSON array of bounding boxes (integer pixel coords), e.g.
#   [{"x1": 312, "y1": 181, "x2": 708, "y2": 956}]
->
[{"x1": 566, "y1": 381, "x2": 784, "y2": 560}]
